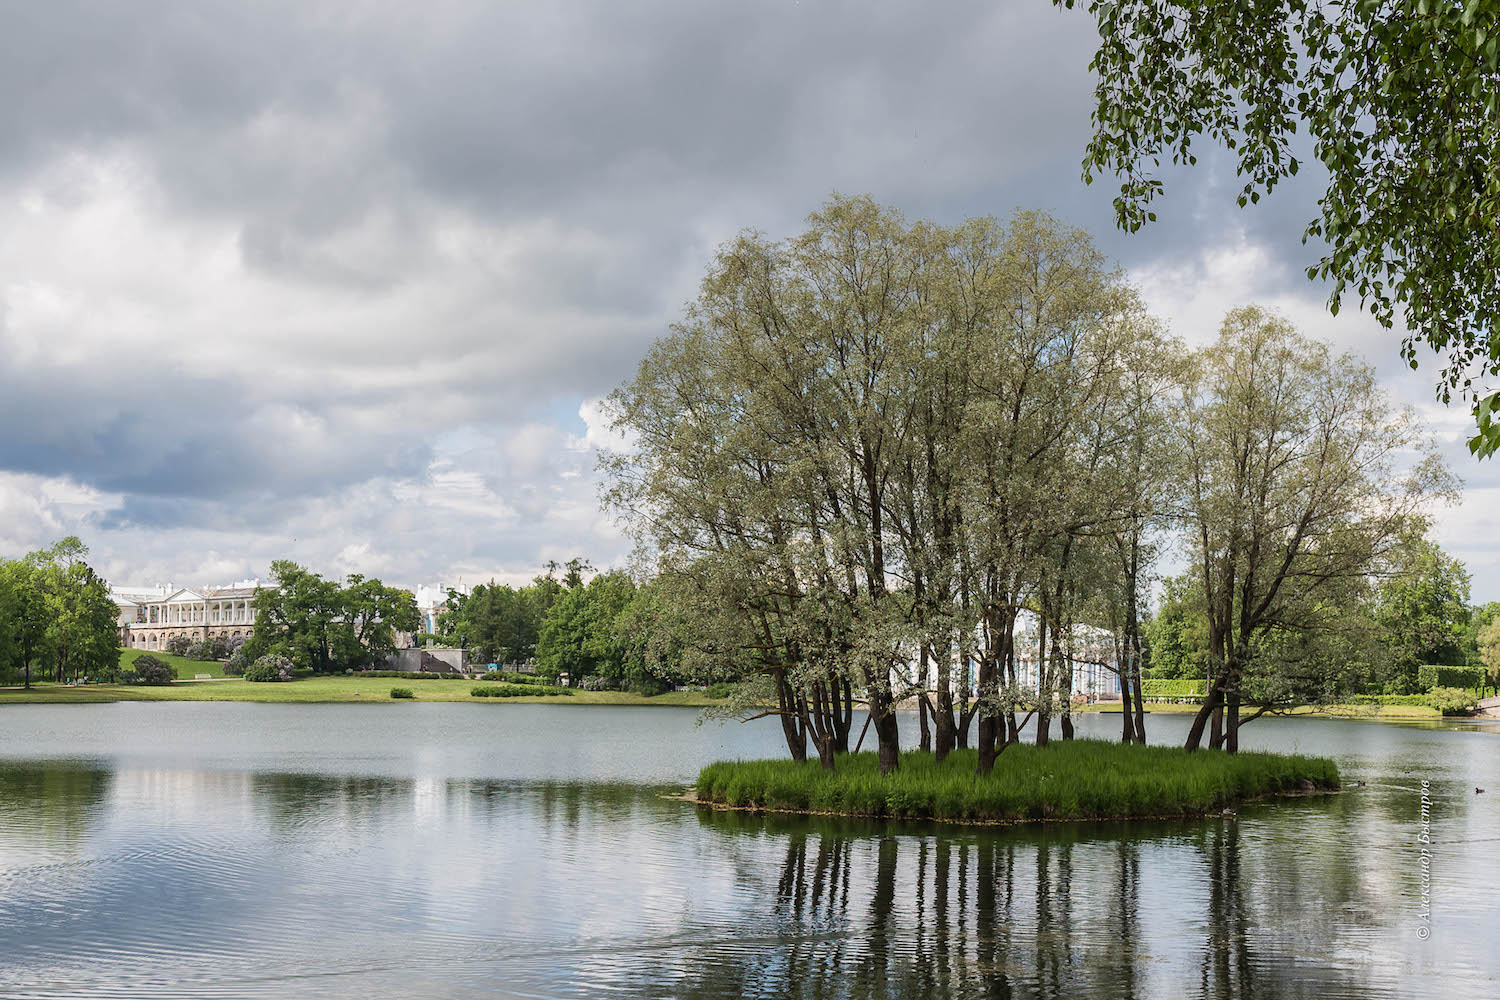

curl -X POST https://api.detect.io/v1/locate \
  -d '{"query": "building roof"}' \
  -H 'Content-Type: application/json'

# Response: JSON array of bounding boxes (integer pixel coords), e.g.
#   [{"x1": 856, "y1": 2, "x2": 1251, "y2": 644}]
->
[
  {"x1": 203, "y1": 587, "x2": 259, "y2": 599},
  {"x1": 109, "y1": 582, "x2": 262, "y2": 604}
]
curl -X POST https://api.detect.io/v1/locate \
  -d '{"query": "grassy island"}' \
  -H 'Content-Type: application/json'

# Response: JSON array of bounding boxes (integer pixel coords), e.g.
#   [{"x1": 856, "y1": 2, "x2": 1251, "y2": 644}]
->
[{"x1": 696, "y1": 740, "x2": 1339, "y2": 824}]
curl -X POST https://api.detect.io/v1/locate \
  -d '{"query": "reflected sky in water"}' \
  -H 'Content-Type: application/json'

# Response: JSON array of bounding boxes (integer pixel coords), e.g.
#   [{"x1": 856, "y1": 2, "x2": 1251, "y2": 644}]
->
[{"x1": 0, "y1": 704, "x2": 1494, "y2": 998}]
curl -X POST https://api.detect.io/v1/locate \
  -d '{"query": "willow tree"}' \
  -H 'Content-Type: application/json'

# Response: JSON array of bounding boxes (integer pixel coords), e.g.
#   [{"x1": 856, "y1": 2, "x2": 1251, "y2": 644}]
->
[
  {"x1": 1178, "y1": 307, "x2": 1452, "y2": 752},
  {"x1": 604, "y1": 197, "x2": 938, "y2": 773},
  {"x1": 954, "y1": 212, "x2": 1149, "y2": 764},
  {"x1": 607, "y1": 196, "x2": 1174, "y2": 774}
]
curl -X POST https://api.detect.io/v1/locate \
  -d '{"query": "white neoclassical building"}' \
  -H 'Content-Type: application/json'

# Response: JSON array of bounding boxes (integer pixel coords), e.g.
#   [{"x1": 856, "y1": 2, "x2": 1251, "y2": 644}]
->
[
  {"x1": 112, "y1": 581, "x2": 263, "y2": 650},
  {"x1": 1011, "y1": 610, "x2": 1121, "y2": 699}
]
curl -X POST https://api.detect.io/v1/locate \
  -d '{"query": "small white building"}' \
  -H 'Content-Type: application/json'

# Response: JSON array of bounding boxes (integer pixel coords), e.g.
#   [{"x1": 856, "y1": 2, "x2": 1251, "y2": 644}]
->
[{"x1": 412, "y1": 583, "x2": 467, "y2": 635}]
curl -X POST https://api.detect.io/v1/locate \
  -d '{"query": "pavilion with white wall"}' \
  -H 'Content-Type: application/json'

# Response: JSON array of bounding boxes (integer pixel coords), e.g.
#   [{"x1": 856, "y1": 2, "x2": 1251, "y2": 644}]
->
[{"x1": 112, "y1": 581, "x2": 262, "y2": 650}]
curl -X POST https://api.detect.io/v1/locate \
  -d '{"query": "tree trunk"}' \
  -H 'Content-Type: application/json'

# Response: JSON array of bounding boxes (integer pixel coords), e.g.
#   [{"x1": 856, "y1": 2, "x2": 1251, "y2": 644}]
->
[
  {"x1": 1183, "y1": 670, "x2": 1228, "y2": 751},
  {"x1": 917, "y1": 647, "x2": 932, "y2": 752},
  {"x1": 934, "y1": 643, "x2": 956, "y2": 763},
  {"x1": 1225, "y1": 681, "x2": 1240, "y2": 755},
  {"x1": 871, "y1": 699, "x2": 902, "y2": 775},
  {"x1": 975, "y1": 651, "x2": 998, "y2": 775},
  {"x1": 1034, "y1": 617, "x2": 1050, "y2": 748},
  {"x1": 1131, "y1": 665, "x2": 1147, "y2": 744},
  {"x1": 775, "y1": 670, "x2": 807, "y2": 762},
  {"x1": 833, "y1": 676, "x2": 852, "y2": 753},
  {"x1": 1006, "y1": 639, "x2": 1020, "y2": 743}
]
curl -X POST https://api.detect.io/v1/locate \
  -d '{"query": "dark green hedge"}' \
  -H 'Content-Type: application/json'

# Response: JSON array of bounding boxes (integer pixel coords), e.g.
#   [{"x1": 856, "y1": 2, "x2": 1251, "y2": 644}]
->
[
  {"x1": 1416, "y1": 664, "x2": 1483, "y2": 691},
  {"x1": 1140, "y1": 678, "x2": 1207, "y2": 700},
  {"x1": 470, "y1": 684, "x2": 572, "y2": 698}
]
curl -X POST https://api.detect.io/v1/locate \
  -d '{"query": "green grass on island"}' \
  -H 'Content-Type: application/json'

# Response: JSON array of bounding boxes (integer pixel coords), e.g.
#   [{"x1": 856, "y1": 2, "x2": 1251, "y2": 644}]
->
[{"x1": 696, "y1": 740, "x2": 1340, "y2": 825}]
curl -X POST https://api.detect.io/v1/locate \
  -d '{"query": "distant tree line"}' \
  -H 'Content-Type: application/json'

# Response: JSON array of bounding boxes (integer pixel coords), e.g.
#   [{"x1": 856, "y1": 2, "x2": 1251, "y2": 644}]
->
[
  {"x1": 1147, "y1": 539, "x2": 1500, "y2": 699},
  {"x1": 432, "y1": 559, "x2": 684, "y2": 694},
  {"x1": 0, "y1": 537, "x2": 120, "y2": 688}
]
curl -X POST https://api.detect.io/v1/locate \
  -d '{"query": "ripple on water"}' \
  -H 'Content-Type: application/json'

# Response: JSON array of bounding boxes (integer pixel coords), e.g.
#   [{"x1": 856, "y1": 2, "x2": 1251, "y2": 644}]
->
[{"x1": 0, "y1": 704, "x2": 1494, "y2": 998}]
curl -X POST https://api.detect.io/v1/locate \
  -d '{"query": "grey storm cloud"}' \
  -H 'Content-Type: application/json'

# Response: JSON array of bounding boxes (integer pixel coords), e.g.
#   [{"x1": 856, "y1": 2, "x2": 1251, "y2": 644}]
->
[{"x1": 0, "y1": 0, "x2": 1493, "y2": 595}]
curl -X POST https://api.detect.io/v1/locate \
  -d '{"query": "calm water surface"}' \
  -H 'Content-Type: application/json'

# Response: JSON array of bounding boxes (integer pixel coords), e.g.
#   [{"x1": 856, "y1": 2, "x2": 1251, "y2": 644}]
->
[{"x1": 0, "y1": 702, "x2": 1495, "y2": 999}]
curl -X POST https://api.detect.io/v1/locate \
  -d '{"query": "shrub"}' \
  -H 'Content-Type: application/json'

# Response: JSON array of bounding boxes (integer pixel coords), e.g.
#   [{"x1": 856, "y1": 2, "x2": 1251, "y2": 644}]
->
[
  {"x1": 1426, "y1": 686, "x2": 1476, "y2": 716},
  {"x1": 390, "y1": 687, "x2": 414, "y2": 699},
  {"x1": 479, "y1": 671, "x2": 538, "y2": 683},
  {"x1": 470, "y1": 684, "x2": 573, "y2": 698},
  {"x1": 706, "y1": 682, "x2": 735, "y2": 700},
  {"x1": 580, "y1": 675, "x2": 619, "y2": 691},
  {"x1": 223, "y1": 642, "x2": 256, "y2": 676},
  {"x1": 244, "y1": 655, "x2": 295, "y2": 683},
  {"x1": 629, "y1": 674, "x2": 672, "y2": 697},
  {"x1": 1349, "y1": 694, "x2": 1434, "y2": 707},
  {"x1": 130, "y1": 655, "x2": 177, "y2": 686},
  {"x1": 1416, "y1": 664, "x2": 1483, "y2": 692},
  {"x1": 165, "y1": 634, "x2": 194, "y2": 656}
]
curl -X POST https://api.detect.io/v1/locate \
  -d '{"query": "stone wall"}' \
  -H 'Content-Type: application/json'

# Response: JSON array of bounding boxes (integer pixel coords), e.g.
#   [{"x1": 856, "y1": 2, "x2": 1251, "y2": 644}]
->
[{"x1": 384, "y1": 647, "x2": 467, "y2": 673}]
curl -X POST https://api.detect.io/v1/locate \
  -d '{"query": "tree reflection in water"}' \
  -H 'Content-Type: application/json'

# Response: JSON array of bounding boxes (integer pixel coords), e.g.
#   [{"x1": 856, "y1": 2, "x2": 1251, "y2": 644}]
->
[{"x1": 691, "y1": 808, "x2": 1367, "y2": 1000}]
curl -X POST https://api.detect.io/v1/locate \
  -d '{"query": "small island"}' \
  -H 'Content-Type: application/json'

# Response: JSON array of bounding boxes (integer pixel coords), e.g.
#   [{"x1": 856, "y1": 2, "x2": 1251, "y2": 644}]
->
[{"x1": 696, "y1": 741, "x2": 1339, "y2": 825}]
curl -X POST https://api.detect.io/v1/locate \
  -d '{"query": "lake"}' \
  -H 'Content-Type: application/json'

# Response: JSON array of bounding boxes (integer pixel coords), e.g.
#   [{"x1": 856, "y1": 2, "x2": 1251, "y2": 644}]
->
[{"x1": 0, "y1": 703, "x2": 1494, "y2": 998}]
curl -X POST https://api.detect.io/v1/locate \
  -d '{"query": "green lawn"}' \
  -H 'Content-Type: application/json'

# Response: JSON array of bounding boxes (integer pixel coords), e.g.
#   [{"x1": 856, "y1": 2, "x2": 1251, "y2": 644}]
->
[
  {"x1": 120, "y1": 647, "x2": 229, "y2": 679},
  {"x1": 0, "y1": 673, "x2": 729, "y2": 706},
  {"x1": 1082, "y1": 701, "x2": 1441, "y2": 719},
  {"x1": 697, "y1": 741, "x2": 1340, "y2": 824}
]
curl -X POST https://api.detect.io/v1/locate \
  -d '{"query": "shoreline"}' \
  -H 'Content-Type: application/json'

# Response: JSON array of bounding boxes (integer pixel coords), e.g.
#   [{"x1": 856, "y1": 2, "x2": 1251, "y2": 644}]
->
[
  {"x1": 0, "y1": 676, "x2": 728, "y2": 707},
  {"x1": 0, "y1": 680, "x2": 1469, "y2": 718},
  {"x1": 672, "y1": 783, "x2": 1342, "y2": 828}
]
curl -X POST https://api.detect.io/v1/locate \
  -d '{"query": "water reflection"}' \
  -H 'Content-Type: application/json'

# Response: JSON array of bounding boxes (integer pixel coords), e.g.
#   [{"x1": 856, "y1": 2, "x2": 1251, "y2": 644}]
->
[
  {"x1": 0, "y1": 704, "x2": 1492, "y2": 999},
  {"x1": 687, "y1": 806, "x2": 1446, "y2": 1000}
]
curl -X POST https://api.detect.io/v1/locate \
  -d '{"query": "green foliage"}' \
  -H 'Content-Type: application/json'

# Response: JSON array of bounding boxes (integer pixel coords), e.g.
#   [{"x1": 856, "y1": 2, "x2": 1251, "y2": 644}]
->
[
  {"x1": 1144, "y1": 576, "x2": 1210, "y2": 679},
  {"x1": 697, "y1": 742, "x2": 1339, "y2": 822},
  {"x1": 1376, "y1": 539, "x2": 1472, "y2": 685},
  {"x1": 389, "y1": 687, "x2": 414, "y2": 699},
  {"x1": 0, "y1": 537, "x2": 120, "y2": 686},
  {"x1": 477, "y1": 670, "x2": 539, "y2": 683},
  {"x1": 1479, "y1": 612, "x2": 1500, "y2": 690},
  {"x1": 1347, "y1": 694, "x2": 1435, "y2": 708},
  {"x1": 438, "y1": 562, "x2": 588, "y2": 665},
  {"x1": 243, "y1": 655, "x2": 295, "y2": 683},
  {"x1": 128, "y1": 654, "x2": 177, "y2": 686},
  {"x1": 1426, "y1": 687, "x2": 1477, "y2": 717},
  {"x1": 536, "y1": 570, "x2": 634, "y2": 681},
  {"x1": 1416, "y1": 664, "x2": 1483, "y2": 693},
  {"x1": 1060, "y1": 0, "x2": 1500, "y2": 454},
  {"x1": 246, "y1": 561, "x2": 418, "y2": 672},
  {"x1": 1140, "y1": 678, "x2": 1206, "y2": 700},
  {"x1": 469, "y1": 684, "x2": 573, "y2": 698},
  {"x1": 705, "y1": 682, "x2": 735, "y2": 700}
]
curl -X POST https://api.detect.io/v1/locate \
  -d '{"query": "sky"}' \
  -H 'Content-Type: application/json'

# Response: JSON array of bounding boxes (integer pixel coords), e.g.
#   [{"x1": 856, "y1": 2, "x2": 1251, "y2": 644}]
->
[{"x1": 1, "y1": 1, "x2": 1495, "y2": 602}]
